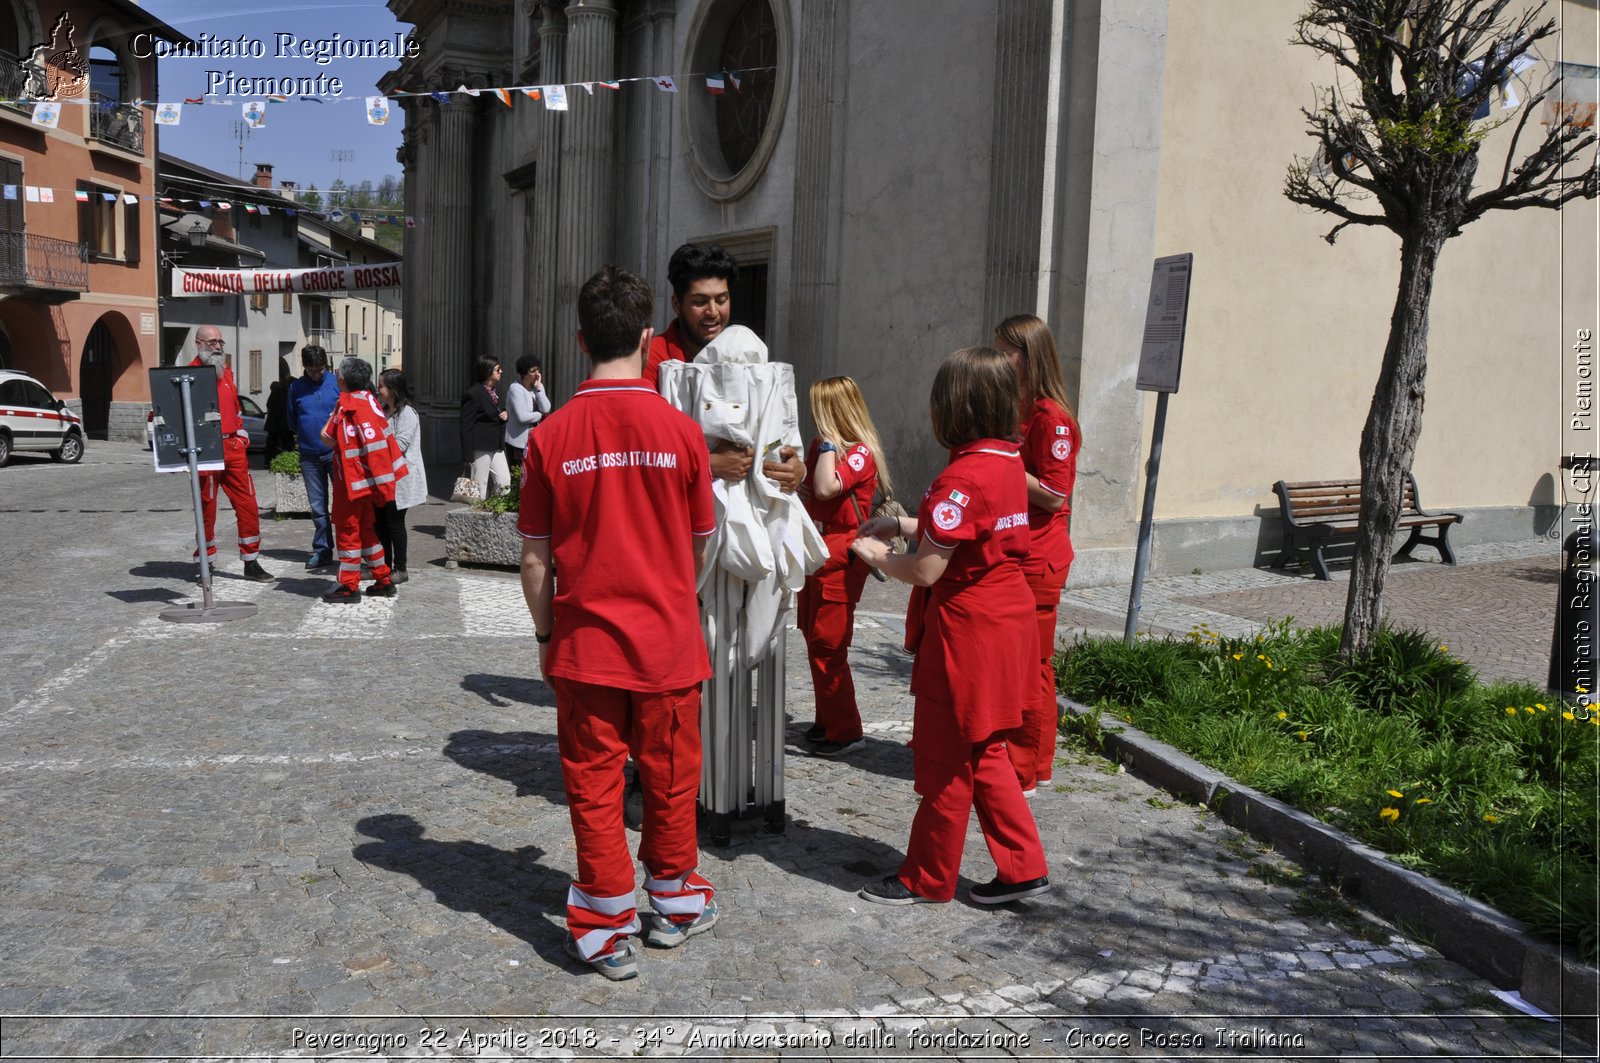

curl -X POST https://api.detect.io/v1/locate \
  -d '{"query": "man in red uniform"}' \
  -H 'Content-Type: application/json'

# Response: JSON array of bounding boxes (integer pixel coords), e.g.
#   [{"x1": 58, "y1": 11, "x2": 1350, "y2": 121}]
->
[
  {"x1": 519, "y1": 265, "x2": 718, "y2": 981},
  {"x1": 318, "y1": 357, "x2": 404, "y2": 603},
  {"x1": 642, "y1": 241, "x2": 803, "y2": 490},
  {"x1": 190, "y1": 326, "x2": 272, "y2": 582}
]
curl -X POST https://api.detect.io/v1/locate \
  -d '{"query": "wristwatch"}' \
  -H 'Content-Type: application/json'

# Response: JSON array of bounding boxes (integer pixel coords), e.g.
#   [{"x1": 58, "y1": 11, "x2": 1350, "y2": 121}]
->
[
  {"x1": 816, "y1": 442, "x2": 837, "y2": 454},
  {"x1": 535, "y1": 631, "x2": 551, "y2": 644}
]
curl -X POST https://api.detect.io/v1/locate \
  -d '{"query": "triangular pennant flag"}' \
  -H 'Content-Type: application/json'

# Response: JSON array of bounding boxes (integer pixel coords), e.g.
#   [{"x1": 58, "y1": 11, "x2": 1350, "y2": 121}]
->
[
  {"x1": 267, "y1": 94, "x2": 288, "y2": 103},
  {"x1": 580, "y1": 82, "x2": 594, "y2": 95},
  {"x1": 521, "y1": 88, "x2": 541, "y2": 100},
  {"x1": 216, "y1": 201, "x2": 232, "y2": 211},
  {"x1": 543, "y1": 84, "x2": 568, "y2": 111},
  {"x1": 299, "y1": 96, "x2": 324, "y2": 104},
  {"x1": 183, "y1": 96, "x2": 204, "y2": 105},
  {"x1": 101, "y1": 192, "x2": 116, "y2": 202},
  {"x1": 728, "y1": 70, "x2": 742, "y2": 91},
  {"x1": 242, "y1": 101, "x2": 266, "y2": 128},
  {"x1": 706, "y1": 74, "x2": 725, "y2": 95},
  {"x1": 654, "y1": 76, "x2": 678, "y2": 93},
  {"x1": 73, "y1": 189, "x2": 89, "y2": 203},
  {"x1": 494, "y1": 88, "x2": 512, "y2": 106},
  {"x1": 245, "y1": 204, "x2": 259, "y2": 214},
  {"x1": 122, "y1": 193, "x2": 138, "y2": 205},
  {"x1": 198, "y1": 199, "x2": 211, "y2": 208},
  {"x1": 31, "y1": 101, "x2": 60, "y2": 128},
  {"x1": 458, "y1": 84, "x2": 480, "y2": 97},
  {"x1": 430, "y1": 91, "x2": 449, "y2": 104},
  {"x1": 366, "y1": 96, "x2": 390, "y2": 126},
  {"x1": 598, "y1": 80, "x2": 621, "y2": 91},
  {"x1": 259, "y1": 204, "x2": 271, "y2": 216},
  {"x1": 154, "y1": 102, "x2": 181, "y2": 125}
]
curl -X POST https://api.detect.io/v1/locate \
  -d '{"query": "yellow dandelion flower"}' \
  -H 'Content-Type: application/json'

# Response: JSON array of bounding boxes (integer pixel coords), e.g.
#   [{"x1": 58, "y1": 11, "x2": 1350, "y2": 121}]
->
[
  {"x1": 1537, "y1": 704, "x2": 1548, "y2": 712},
  {"x1": 1564, "y1": 711, "x2": 1576, "y2": 722},
  {"x1": 1438, "y1": 645, "x2": 1448, "y2": 652},
  {"x1": 1483, "y1": 814, "x2": 1500, "y2": 823},
  {"x1": 1523, "y1": 707, "x2": 1536, "y2": 714},
  {"x1": 1257, "y1": 654, "x2": 1267, "y2": 661},
  {"x1": 1505, "y1": 707, "x2": 1518, "y2": 716},
  {"x1": 1379, "y1": 807, "x2": 1400, "y2": 821},
  {"x1": 1414, "y1": 798, "x2": 1432, "y2": 805},
  {"x1": 1386, "y1": 789, "x2": 1404, "y2": 798},
  {"x1": 1297, "y1": 731, "x2": 1309, "y2": 741},
  {"x1": 1277, "y1": 711, "x2": 1288, "y2": 720},
  {"x1": 1232, "y1": 653, "x2": 1243, "y2": 661}
]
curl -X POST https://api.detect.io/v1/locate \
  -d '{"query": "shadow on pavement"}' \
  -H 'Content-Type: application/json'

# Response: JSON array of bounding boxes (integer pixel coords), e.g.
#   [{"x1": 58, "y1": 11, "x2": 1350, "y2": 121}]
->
[
  {"x1": 352, "y1": 813, "x2": 567, "y2": 961},
  {"x1": 269, "y1": 575, "x2": 338, "y2": 599},
  {"x1": 105, "y1": 587, "x2": 186, "y2": 605},
  {"x1": 461, "y1": 673, "x2": 554, "y2": 709},
  {"x1": 444, "y1": 729, "x2": 565, "y2": 805},
  {"x1": 128, "y1": 561, "x2": 196, "y2": 581}
]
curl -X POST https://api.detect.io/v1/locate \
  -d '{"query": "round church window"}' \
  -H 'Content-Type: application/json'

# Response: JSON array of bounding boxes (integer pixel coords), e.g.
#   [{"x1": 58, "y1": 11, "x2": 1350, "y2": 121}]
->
[{"x1": 684, "y1": 0, "x2": 790, "y2": 201}]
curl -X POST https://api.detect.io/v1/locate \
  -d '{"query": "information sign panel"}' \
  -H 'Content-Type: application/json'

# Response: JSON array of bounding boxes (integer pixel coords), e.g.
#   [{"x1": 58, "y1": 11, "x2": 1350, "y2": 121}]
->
[
  {"x1": 149, "y1": 366, "x2": 224, "y2": 473},
  {"x1": 1136, "y1": 253, "x2": 1194, "y2": 393}
]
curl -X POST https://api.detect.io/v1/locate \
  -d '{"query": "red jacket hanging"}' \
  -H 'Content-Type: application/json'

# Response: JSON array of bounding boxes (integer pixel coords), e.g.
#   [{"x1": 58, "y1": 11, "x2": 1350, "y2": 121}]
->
[{"x1": 323, "y1": 390, "x2": 408, "y2": 503}]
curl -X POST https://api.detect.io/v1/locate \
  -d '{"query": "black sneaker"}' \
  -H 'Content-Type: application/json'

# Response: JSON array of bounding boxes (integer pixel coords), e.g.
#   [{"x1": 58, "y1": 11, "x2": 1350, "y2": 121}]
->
[
  {"x1": 365, "y1": 580, "x2": 397, "y2": 598},
  {"x1": 321, "y1": 586, "x2": 361, "y2": 604},
  {"x1": 802, "y1": 723, "x2": 826, "y2": 743},
  {"x1": 242, "y1": 560, "x2": 275, "y2": 583},
  {"x1": 812, "y1": 737, "x2": 865, "y2": 757},
  {"x1": 969, "y1": 875, "x2": 1051, "y2": 905},
  {"x1": 859, "y1": 875, "x2": 942, "y2": 906}
]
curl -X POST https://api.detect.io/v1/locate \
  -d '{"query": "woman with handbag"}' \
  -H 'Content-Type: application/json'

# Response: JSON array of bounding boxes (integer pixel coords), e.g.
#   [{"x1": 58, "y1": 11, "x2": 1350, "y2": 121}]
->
[
  {"x1": 797, "y1": 376, "x2": 892, "y2": 757},
  {"x1": 850, "y1": 347, "x2": 1048, "y2": 907},
  {"x1": 994, "y1": 313, "x2": 1082, "y2": 798},
  {"x1": 459, "y1": 355, "x2": 509, "y2": 499}
]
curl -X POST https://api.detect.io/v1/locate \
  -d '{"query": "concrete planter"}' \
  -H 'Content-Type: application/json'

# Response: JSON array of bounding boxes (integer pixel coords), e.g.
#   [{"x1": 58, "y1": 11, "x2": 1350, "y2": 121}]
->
[
  {"x1": 445, "y1": 507, "x2": 521, "y2": 568},
  {"x1": 273, "y1": 472, "x2": 309, "y2": 516}
]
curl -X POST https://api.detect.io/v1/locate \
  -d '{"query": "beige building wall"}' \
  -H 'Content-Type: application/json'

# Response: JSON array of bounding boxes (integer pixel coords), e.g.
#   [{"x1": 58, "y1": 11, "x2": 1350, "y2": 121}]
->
[{"x1": 1144, "y1": 0, "x2": 1594, "y2": 566}]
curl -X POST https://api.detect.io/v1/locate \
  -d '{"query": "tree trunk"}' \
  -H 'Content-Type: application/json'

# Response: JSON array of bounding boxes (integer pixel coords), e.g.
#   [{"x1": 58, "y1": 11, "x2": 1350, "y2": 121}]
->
[{"x1": 1340, "y1": 230, "x2": 1444, "y2": 660}]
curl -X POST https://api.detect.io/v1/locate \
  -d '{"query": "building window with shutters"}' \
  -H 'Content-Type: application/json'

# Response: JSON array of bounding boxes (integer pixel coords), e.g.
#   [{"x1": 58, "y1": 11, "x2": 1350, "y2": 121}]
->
[
  {"x1": 76, "y1": 183, "x2": 139, "y2": 264},
  {"x1": 281, "y1": 291, "x2": 291, "y2": 313},
  {"x1": 248, "y1": 349, "x2": 261, "y2": 393},
  {"x1": 249, "y1": 291, "x2": 268, "y2": 311}
]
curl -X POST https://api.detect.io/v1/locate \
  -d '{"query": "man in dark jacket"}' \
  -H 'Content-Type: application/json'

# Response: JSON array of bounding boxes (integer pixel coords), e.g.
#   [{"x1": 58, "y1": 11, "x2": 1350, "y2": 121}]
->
[{"x1": 287, "y1": 345, "x2": 340, "y2": 568}]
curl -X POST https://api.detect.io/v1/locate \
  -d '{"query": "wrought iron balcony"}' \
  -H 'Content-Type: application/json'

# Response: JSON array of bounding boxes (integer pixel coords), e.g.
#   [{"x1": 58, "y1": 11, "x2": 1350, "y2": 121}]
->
[
  {"x1": 306, "y1": 328, "x2": 348, "y2": 354},
  {"x1": 0, "y1": 51, "x2": 28, "y2": 113},
  {"x1": 88, "y1": 97, "x2": 144, "y2": 155},
  {"x1": 0, "y1": 232, "x2": 90, "y2": 294}
]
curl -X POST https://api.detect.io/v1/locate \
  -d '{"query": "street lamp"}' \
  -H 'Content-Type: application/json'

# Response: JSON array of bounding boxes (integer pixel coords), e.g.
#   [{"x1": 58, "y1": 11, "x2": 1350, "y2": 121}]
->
[{"x1": 186, "y1": 219, "x2": 206, "y2": 249}]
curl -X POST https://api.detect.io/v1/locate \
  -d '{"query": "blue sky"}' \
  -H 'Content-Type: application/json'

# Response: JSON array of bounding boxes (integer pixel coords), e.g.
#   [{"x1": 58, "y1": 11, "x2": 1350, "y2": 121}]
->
[{"x1": 141, "y1": 1, "x2": 407, "y2": 194}]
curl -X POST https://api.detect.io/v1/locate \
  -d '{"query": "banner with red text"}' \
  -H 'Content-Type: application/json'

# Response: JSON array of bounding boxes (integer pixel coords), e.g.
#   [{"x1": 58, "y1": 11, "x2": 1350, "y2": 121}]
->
[{"x1": 171, "y1": 263, "x2": 402, "y2": 298}]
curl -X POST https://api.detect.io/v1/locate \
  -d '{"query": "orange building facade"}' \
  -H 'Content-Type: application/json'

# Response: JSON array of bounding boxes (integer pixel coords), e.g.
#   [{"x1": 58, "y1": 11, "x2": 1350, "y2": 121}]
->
[{"x1": 0, "y1": 0, "x2": 184, "y2": 442}]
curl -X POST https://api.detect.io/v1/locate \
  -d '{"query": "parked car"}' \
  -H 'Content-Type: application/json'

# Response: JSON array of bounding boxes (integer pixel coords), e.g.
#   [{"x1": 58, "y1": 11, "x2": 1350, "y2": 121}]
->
[
  {"x1": 146, "y1": 393, "x2": 267, "y2": 452},
  {"x1": 0, "y1": 369, "x2": 85, "y2": 467}
]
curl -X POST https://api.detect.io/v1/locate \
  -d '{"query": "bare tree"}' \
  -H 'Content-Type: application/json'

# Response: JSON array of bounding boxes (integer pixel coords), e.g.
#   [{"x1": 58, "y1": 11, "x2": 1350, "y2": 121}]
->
[{"x1": 1284, "y1": 0, "x2": 1596, "y2": 659}]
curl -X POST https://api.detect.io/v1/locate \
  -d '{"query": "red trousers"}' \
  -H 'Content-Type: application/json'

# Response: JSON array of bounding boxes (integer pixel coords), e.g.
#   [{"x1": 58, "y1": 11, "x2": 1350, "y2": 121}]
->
[
  {"x1": 797, "y1": 577, "x2": 863, "y2": 743},
  {"x1": 553, "y1": 677, "x2": 713, "y2": 960},
  {"x1": 331, "y1": 487, "x2": 391, "y2": 590},
  {"x1": 1009, "y1": 562, "x2": 1071, "y2": 790},
  {"x1": 196, "y1": 437, "x2": 261, "y2": 561},
  {"x1": 899, "y1": 712, "x2": 1048, "y2": 902}
]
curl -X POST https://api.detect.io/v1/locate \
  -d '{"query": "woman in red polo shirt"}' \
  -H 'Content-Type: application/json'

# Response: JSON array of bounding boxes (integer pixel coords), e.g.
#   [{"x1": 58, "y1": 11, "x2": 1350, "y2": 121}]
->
[
  {"x1": 994, "y1": 313, "x2": 1082, "y2": 797},
  {"x1": 798, "y1": 376, "x2": 892, "y2": 757},
  {"x1": 850, "y1": 347, "x2": 1049, "y2": 906}
]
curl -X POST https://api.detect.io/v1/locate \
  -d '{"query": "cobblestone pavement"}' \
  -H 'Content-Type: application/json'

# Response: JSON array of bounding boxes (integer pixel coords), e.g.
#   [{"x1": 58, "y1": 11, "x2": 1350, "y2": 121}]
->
[{"x1": 0, "y1": 445, "x2": 1589, "y2": 1060}]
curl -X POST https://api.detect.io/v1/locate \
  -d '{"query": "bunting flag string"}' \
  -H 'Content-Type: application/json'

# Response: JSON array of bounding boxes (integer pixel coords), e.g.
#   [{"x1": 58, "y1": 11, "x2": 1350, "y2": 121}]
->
[{"x1": 0, "y1": 178, "x2": 418, "y2": 229}]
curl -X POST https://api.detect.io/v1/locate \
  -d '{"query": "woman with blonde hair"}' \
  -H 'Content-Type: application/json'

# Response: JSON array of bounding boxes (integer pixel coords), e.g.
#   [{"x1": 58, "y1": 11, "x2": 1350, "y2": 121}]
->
[
  {"x1": 994, "y1": 313, "x2": 1082, "y2": 797},
  {"x1": 850, "y1": 348, "x2": 1048, "y2": 906},
  {"x1": 798, "y1": 375, "x2": 893, "y2": 756}
]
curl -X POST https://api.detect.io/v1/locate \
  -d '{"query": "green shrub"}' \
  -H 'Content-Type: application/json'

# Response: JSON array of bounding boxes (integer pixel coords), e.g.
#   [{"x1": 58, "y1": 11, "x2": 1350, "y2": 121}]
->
[
  {"x1": 269, "y1": 451, "x2": 301, "y2": 476},
  {"x1": 1061, "y1": 623, "x2": 1597, "y2": 962},
  {"x1": 473, "y1": 464, "x2": 522, "y2": 514}
]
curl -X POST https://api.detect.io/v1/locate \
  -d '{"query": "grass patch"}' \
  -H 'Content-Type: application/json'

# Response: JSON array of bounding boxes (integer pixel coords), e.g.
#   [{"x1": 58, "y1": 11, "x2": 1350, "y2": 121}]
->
[{"x1": 1059, "y1": 621, "x2": 1599, "y2": 962}]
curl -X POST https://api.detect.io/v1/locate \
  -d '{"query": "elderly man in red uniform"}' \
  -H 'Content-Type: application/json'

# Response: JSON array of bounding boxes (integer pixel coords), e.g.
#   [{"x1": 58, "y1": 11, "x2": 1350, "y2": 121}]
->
[
  {"x1": 190, "y1": 325, "x2": 272, "y2": 582},
  {"x1": 519, "y1": 265, "x2": 718, "y2": 981}
]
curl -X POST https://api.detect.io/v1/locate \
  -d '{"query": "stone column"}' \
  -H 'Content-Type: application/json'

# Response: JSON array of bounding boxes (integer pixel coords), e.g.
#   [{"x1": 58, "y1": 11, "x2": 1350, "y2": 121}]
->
[
  {"x1": 786, "y1": 0, "x2": 847, "y2": 386},
  {"x1": 528, "y1": 3, "x2": 566, "y2": 374},
  {"x1": 432, "y1": 84, "x2": 477, "y2": 419},
  {"x1": 552, "y1": 0, "x2": 617, "y2": 397},
  {"x1": 1052, "y1": 0, "x2": 1170, "y2": 586}
]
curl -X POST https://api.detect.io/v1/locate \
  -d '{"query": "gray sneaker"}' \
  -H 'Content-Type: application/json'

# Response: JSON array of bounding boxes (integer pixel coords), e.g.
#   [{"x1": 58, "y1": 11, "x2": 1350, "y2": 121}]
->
[
  {"x1": 646, "y1": 902, "x2": 719, "y2": 949},
  {"x1": 565, "y1": 935, "x2": 640, "y2": 980}
]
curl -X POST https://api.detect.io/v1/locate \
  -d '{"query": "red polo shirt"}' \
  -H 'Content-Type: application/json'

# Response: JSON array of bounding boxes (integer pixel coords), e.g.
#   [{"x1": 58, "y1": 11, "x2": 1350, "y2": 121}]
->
[
  {"x1": 642, "y1": 320, "x2": 691, "y2": 391},
  {"x1": 1019, "y1": 397, "x2": 1080, "y2": 577},
  {"x1": 910, "y1": 439, "x2": 1034, "y2": 743},
  {"x1": 803, "y1": 440, "x2": 878, "y2": 601},
  {"x1": 518, "y1": 378, "x2": 716, "y2": 692}
]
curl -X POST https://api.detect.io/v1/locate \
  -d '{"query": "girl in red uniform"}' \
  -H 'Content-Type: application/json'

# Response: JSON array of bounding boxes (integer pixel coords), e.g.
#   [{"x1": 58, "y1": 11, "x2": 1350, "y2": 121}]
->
[
  {"x1": 798, "y1": 376, "x2": 892, "y2": 757},
  {"x1": 994, "y1": 314, "x2": 1082, "y2": 797},
  {"x1": 851, "y1": 347, "x2": 1049, "y2": 906}
]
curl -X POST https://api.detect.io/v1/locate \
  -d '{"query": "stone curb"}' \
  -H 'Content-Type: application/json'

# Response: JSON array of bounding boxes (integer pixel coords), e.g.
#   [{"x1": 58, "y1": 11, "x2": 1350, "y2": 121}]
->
[{"x1": 1060, "y1": 694, "x2": 1599, "y2": 1025}]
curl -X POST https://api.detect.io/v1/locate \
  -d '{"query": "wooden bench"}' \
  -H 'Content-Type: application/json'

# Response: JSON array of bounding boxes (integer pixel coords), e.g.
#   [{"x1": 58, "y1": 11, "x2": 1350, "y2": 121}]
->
[{"x1": 1272, "y1": 475, "x2": 1462, "y2": 580}]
